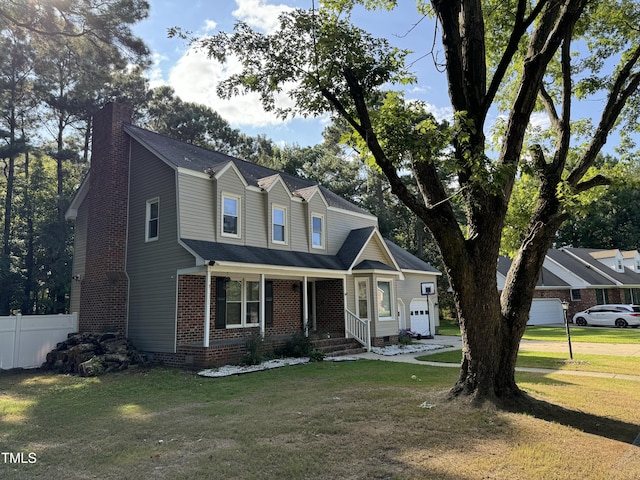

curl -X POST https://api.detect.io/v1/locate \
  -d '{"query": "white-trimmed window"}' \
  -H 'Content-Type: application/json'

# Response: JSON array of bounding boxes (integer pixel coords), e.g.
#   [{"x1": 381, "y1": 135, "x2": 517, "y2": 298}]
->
[
  {"x1": 272, "y1": 205, "x2": 287, "y2": 244},
  {"x1": 222, "y1": 193, "x2": 241, "y2": 238},
  {"x1": 376, "y1": 279, "x2": 394, "y2": 320},
  {"x1": 311, "y1": 213, "x2": 324, "y2": 249},
  {"x1": 570, "y1": 289, "x2": 582, "y2": 301},
  {"x1": 224, "y1": 279, "x2": 260, "y2": 328},
  {"x1": 145, "y1": 198, "x2": 159, "y2": 242}
]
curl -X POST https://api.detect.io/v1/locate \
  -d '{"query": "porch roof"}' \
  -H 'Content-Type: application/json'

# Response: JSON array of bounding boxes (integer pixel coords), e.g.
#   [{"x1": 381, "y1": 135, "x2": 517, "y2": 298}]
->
[{"x1": 182, "y1": 238, "x2": 346, "y2": 271}]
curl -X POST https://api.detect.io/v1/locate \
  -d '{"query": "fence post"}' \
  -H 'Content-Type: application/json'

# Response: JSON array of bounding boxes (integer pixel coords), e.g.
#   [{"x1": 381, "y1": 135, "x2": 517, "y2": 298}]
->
[{"x1": 12, "y1": 313, "x2": 22, "y2": 369}]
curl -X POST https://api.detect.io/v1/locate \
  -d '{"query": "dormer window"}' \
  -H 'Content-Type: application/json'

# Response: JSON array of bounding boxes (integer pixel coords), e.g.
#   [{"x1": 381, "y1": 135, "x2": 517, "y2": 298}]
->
[
  {"x1": 617, "y1": 259, "x2": 624, "y2": 272},
  {"x1": 222, "y1": 193, "x2": 241, "y2": 238},
  {"x1": 311, "y1": 213, "x2": 324, "y2": 249},
  {"x1": 272, "y1": 205, "x2": 287, "y2": 244}
]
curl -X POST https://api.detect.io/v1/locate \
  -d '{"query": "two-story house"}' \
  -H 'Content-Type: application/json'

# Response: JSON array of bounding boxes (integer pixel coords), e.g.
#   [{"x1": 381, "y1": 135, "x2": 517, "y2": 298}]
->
[
  {"x1": 498, "y1": 247, "x2": 640, "y2": 325},
  {"x1": 65, "y1": 103, "x2": 441, "y2": 367}
]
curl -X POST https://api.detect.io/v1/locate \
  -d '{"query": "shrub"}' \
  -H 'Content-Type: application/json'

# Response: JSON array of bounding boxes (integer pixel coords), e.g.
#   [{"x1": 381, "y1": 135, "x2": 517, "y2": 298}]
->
[
  {"x1": 309, "y1": 349, "x2": 325, "y2": 362},
  {"x1": 241, "y1": 332, "x2": 271, "y2": 366},
  {"x1": 276, "y1": 333, "x2": 313, "y2": 358},
  {"x1": 398, "y1": 329, "x2": 414, "y2": 345}
]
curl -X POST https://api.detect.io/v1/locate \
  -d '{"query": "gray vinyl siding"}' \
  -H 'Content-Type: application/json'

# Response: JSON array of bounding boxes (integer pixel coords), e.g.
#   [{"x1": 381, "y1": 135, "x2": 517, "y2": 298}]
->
[
  {"x1": 358, "y1": 238, "x2": 391, "y2": 265},
  {"x1": 127, "y1": 141, "x2": 194, "y2": 353},
  {"x1": 290, "y1": 200, "x2": 307, "y2": 252},
  {"x1": 70, "y1": 197, "x2": 88, "y2": 314},
  {"x1": 178, "y1": 172, "x2": 215, "y2": 241},
  {"x1": 245, "y1": 188, "x2": 266, "y2": 247},
  {"x1": 327, "y1": 208, "x2": 377, "y2": 255}
]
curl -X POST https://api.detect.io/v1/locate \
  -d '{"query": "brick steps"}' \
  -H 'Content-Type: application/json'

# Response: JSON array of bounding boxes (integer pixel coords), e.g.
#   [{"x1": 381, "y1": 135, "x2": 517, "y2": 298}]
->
[{"x1": 311, "y1": 337, "x2": 367, "y2": 357}]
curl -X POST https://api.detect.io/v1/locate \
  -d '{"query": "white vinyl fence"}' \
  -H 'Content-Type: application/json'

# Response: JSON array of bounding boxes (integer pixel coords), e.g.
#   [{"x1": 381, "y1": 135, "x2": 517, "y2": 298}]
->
[{"x1": 0, "y1": 313, "x2": 78, "y2": 369}]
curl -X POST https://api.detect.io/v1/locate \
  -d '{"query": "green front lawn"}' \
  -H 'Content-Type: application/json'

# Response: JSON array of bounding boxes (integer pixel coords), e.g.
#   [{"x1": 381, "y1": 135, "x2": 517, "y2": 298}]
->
[
  {"x1": 417, "y1": 349, "x2": 640, "y2": 376},
  {"x1": 1, "y1": 362, "x2": 639, "y2": 479},
  {"x1": 438, "y1": 321, "x2": 640, "y2": 344}
]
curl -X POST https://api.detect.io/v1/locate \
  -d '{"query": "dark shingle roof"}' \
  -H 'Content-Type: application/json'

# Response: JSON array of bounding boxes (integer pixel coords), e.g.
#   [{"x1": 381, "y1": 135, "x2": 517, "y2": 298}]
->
[
  {"x1": 336, "y1": 227, "x2": 375, "y2": 268},
  {"x1": 545, "y1": 249, "x2": 615, "y2": 286},
  {"x1": 384, "y1": 240, "x2": 441, "y2": 273},
  {"x1": 124, "y1": 124, "x2": 369, "y2": 215},
  {"x1": 498, "y1": 256, "x2": 569, "y2": 287},
  {"x1": 353, "y1": 260, "x2": 397, "y2": 271},
  {"x1": 563, "y1": 247, "x2": 640, "y2": 285},
  {"x1": 182, "y1": 239, "x2": 345, "y2": 270}
]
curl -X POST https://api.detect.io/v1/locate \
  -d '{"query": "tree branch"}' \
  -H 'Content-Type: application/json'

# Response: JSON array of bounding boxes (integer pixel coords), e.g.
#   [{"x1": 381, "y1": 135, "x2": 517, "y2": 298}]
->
[
  {"x1": 573, "y1": 174, "x2": 612, "y2": 193},
  {"x1": 568, "y1": 44, "x2": 640, "y2": 187},
  {"x1": 484, "y1": 0, "x2": 549, "y2": 115}
]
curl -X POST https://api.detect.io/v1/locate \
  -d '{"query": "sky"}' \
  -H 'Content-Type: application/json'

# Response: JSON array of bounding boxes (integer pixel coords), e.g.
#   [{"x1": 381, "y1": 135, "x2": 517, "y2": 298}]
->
[{"x1": 132, "y1": 0, "x2": 453, "y2": 147}]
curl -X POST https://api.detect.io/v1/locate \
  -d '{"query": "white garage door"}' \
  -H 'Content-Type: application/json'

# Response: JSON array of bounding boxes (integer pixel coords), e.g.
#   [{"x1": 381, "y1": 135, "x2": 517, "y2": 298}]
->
[
  {"x1": 528, "y1": 298, "x2": 563, "y2": 325},
  {"x1": 410, "y1": 299, "x2": 431, "y2": 336}
]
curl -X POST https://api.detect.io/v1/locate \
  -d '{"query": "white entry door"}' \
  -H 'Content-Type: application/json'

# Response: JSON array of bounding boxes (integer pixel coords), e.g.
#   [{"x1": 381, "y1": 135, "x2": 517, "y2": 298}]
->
[{"x1": 410, "y1": 299, "x2": 430, "y2": 337}]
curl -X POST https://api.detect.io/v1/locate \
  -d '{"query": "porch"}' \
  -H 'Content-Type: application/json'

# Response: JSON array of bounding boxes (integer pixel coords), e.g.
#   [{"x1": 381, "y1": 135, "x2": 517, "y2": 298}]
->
[{"x1": 173, "y1": 270, "x2": 372, "y2": 367}]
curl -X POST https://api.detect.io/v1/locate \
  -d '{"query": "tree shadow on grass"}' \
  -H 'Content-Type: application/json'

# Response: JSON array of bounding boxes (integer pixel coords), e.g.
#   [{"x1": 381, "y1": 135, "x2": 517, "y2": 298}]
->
[{"x1": 503, "y1": 392, "x2": 640, "y2": 444}]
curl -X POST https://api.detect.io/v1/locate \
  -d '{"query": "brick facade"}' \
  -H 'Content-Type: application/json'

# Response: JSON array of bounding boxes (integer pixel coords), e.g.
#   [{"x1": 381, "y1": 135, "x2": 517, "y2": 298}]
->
[
  {"x1": 173, "y1": 275, "x2": 307, "y2": 367},
  {"x1": 315, "y1": 279, "x2": 345, "y2": 336},
  {"x1": 533, "y1": 287, "x2": 629, "y2": 320},
  {"x1": 79, "y1": 103, "x2": 132, "y2": 333}
]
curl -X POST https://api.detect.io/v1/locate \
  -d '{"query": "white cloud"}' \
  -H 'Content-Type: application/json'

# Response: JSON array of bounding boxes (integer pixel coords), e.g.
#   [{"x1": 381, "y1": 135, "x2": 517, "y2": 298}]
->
[
  {"x1": 424, "y1": 102, "x2": 454, "y2": 123},
  {"x1": 529, "y1": 111, "x2": 551, "y2": 130},
  {"x1": 232, "y1": 0, "x2": 293, "y2": 33},
  {"x1": 147, "y1": 52, "x2": 169, "y2": 89},
  {"x1": 203, "y1": 20, "x2": 217, "y2": 33},
  {"x1": 168, "y1": 44, "x2": 295, "y2": 127},
  {"x1": 166, "y1": 1, "x2": 303, "y2": 128}
]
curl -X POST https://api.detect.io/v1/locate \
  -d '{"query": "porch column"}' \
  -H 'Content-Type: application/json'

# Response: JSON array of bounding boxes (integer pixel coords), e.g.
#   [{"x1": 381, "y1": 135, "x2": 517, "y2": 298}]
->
[
  {"x1": 343, "y1": 276, "x2": 348, "y2": 338},
  {"x1": 260, "y1": 273, "x2": 265, "y2": 338},
  {"x1": 204, "y1": 269, "x2": 211, "y2": 347},
  {"x1": 303, "y1": 276, "x2": 308, "y2": 337}
]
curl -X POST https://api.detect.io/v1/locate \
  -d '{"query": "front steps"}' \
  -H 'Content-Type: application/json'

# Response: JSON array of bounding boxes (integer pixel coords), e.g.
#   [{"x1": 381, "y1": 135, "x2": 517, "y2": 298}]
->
[{"x1": 311, "y1": 336, "x2": 367, "y2": 357}]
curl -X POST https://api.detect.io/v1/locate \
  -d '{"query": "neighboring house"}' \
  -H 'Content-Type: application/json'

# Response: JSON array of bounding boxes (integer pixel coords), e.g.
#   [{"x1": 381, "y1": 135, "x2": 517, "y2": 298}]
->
[
  {"x1": 498, "y1": 247, "x2": 640, "y2": 324},
  {"x1": 65, "y1": 103, "x2": 441, "y2": 367}
]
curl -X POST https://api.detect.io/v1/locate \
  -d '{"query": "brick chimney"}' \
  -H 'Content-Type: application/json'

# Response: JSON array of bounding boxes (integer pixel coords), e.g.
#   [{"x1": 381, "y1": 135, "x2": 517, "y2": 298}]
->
[{"x1": 79, "y1": 102, "x2": 132, "y2": 333}]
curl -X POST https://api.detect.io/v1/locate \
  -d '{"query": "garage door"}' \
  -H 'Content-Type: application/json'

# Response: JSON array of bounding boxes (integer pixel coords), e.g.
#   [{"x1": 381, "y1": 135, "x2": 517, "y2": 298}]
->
[
  {"x1": 409, "y1": 299, "x2": 431, "y2": 336},
  {"x1": 528, "y1": 298, "x2": 563, "y2": 325}
]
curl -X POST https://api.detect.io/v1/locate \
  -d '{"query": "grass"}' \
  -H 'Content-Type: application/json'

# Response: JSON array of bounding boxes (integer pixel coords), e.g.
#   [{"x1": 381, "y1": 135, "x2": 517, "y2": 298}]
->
[
  {"x1": 416, "y1": 349, "x2": 640, "y2": 376},
  {"x1": 1, "y1": 362, "x2": 639, "y2": 479},
  {"x1": 438, "y1": 319, "x2": 640, "y2": 344}
]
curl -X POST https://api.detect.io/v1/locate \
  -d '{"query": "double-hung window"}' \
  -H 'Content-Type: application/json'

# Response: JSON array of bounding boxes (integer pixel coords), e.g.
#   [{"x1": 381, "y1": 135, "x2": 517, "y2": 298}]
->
[
  {"x1": 216, "y1": 278, "x2": 266, "y2": 328},
  {"x1": 145, "y1": 198, "x2": 159, "y2": 242},
  {"x1": 272, "y1": 205, "x2": 287, "y2": 244},
  {"x1": 222, "y1": 194, "x2": 240, "y2": 237},
  {"x1": 311, "y1": 213, "x2": 324, "y2": 249}
]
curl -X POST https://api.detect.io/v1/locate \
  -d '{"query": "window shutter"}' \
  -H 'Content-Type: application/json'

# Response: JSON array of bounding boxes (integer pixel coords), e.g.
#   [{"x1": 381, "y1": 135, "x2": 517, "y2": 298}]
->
[
  {"x1": 265, "y1": 281, "x2": 274, "y2": 326},
  {"x1": 215, "y1": 277, "x2": 227, "y2": 329}
]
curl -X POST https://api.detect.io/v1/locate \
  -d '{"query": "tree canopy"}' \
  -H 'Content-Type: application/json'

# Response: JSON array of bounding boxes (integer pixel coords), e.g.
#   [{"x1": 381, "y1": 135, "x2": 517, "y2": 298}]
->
[{"x1": 194, "y1": 0, "x2": 640, "y2": 404}]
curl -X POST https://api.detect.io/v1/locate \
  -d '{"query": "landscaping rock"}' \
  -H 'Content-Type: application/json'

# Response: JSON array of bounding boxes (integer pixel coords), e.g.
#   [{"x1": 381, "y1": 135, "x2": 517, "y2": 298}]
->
[{"x1": 42, "y1": 332, "x2": 147, "y2": 376}]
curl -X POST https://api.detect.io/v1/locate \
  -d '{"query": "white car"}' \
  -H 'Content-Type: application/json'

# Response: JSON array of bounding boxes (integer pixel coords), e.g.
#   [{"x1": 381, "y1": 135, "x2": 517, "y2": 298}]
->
[{"x1": 572, "y1": 304, "x2": 640, "y2": 328}]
